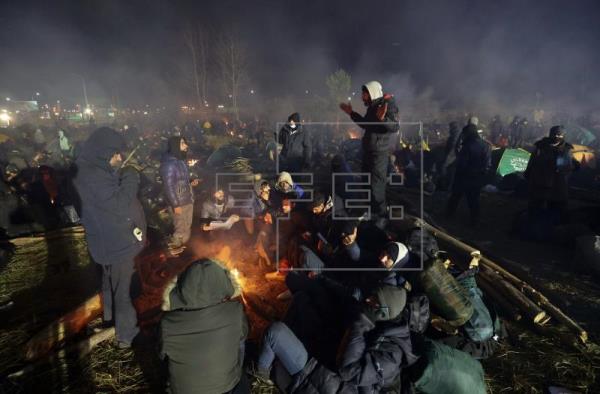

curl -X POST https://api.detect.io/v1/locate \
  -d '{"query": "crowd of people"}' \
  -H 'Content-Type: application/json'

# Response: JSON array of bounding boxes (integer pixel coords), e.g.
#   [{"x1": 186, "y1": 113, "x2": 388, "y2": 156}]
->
[{"x1": 1, "y1": 79, "x2": 598, "y2": 393}]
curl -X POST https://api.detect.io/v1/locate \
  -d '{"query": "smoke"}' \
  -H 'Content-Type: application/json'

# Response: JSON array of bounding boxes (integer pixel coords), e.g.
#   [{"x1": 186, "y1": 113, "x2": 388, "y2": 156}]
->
[{"x1": 0, "y1": 0, "x2": 598, "y2": 122}]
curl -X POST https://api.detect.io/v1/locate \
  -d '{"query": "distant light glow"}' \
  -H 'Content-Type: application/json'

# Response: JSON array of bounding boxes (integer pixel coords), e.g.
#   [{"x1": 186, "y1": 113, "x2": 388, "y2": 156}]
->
[{"x1": 0, "y1": 113, "x2": 10, "y2": 122}]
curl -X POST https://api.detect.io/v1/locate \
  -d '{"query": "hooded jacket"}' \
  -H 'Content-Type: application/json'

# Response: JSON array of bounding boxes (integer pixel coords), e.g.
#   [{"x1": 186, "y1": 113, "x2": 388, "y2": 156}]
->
[
  {"x1": 74, "y1": 127, "x2": 146, "y2": 265},
  {"x1": 287, "y1": 314, "x2": 417, "y2": 394},
  {"x1": 524, "y1": 136, "x2": 574, "y2": 202},
  {"x1": 350, "y1": 82, "x2": 399, "y2": 153},
  {"x1": 160, "y1": 259, "x2": 247, "y2": 394},
  {"x1": 278, "y1": 123, "x2": 312, "y2": 166},
  {"x1": 159, "y1": 137, "x2": 193, "y2": 208}
]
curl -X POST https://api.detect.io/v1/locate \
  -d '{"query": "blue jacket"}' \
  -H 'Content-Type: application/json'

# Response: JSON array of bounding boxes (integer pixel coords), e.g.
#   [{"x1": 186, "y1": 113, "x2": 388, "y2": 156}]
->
[
  {"x1": 74, "y1": 128, "x2": 146, "y2": 265},
  {"x1": 159, "y1": 154, "x2": 193, "y2": 208}
]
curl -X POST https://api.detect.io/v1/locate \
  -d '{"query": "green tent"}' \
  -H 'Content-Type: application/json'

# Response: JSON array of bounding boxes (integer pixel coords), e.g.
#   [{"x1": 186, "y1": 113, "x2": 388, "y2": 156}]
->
[
  {"x1": 497, "y1": 148, "x2": 531, "y2": 177},
  {"x1": 566, "y1": 124, "x2": 597, "y2": 146}
]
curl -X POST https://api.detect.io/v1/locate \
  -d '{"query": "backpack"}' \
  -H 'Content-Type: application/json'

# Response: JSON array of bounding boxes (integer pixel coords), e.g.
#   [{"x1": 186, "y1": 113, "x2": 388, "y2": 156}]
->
[
  {"x1": 403, "y1": 294, "x2": 430, "y2": 334},
  {"x1": 438, "y1": 269, "x2": 506, "y2": 360},
  {"x1": 405, "y1": 227, "x2": 439, "y2": 261},
  {"x1": 411, "y1": 339, "x2": 487, "y2": 394},
  {"x1": 418, "y1": 258, "x2": 473, "y2": 327}
]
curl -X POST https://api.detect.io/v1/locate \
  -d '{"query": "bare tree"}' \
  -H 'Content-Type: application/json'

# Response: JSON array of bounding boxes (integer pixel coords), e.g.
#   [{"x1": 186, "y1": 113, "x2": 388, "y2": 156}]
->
[
  {"x1": 215, "y1": 31, "x2": 247, "y2": 122},
  {"x1": 183, "y1": 24, "x2": 209, "y2": 107}
]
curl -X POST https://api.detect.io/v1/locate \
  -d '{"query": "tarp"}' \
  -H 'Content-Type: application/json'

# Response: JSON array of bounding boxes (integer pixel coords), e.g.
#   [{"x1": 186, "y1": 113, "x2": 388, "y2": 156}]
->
[
  {"x1": 566, "y1": 124, "x2": 597, "y2": 146},
  {"x1": 496, "y1": 148, "x2": 531, "y2": 177},
  {"x1": 571, "y1": 144, "x2": 596, "y2": 168}
]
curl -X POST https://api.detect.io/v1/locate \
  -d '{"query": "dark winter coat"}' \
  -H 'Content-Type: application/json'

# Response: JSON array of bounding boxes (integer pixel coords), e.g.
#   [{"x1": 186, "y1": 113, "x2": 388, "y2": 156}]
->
[
  {"x1": 350, "y1": 96, "x2": 399, "y2": 153},
  {"x1": 288, "y1": 314, "x2": 417, "y2": 394},
  {"x1": 524, "y1": 137, "x2": 575, "y2": 202},
  {"x1": 453, "y1": 126, "x2": 491, "y2": 190},
  {"x1": 159, "y1": 154, "x2": 193, "y2": 208},
  {"x1": 160, "y1": 259, "x2": 247, "y2": 394},
  {"x1": 74, "y1": 128, "x2": 146, "y2": 265},
  {"x1": 279, "y1": 124, "x2": 312, "y2": 166}
]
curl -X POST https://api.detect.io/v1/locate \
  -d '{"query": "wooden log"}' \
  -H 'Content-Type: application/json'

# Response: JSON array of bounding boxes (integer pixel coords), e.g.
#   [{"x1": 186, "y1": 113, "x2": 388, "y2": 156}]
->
[
  {"x1": 24, "y1": 293, "x2": 102, "y2": 361},
  {"x1": 476, "y1": 276, "x2": 522, "y2": 322},
  {"x1": 479, "y1": 265, "x2": 549, "y2": 325},
  {"x1": 9, "y1": 327, "x2": 115, "y2": 380},
  {"x1": 413, "y1": 217, "x2": 589, "y2": 343}
]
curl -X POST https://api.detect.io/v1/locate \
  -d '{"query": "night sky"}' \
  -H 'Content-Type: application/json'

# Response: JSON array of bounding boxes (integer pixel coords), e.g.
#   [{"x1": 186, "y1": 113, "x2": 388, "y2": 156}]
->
[{"x1": 1, "y1": 0, "x2": 599, "y2": 112}]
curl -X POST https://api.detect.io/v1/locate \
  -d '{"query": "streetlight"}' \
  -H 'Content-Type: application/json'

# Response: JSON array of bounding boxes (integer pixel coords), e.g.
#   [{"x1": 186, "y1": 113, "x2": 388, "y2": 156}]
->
[
  {"x1": 5, "y1": 97, "x2": 10, "y2": 101},
  {"x1": 250, "y1": 89, "x2": 255, "y2": 94}
]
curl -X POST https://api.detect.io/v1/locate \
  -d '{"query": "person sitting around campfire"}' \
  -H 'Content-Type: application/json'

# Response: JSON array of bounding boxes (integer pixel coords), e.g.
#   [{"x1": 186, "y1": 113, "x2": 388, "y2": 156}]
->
[
  {"x1": 200, "y1": 187, "x2": 239, "y2": 232},
  {"x1": 300, "y1": 191, "x2": 345, "y2": 258},
  {"x1": 253, "y1": 285, "x2": 417, "y2": 393},
  {"x1": 270, "y1": 171, "x2": 305, "y2": 210},
  {"x1": 378, "y1": 241, "x2": 417, "y2": 290},
  {"x1": 241, "y1": 179, "x2": 277, "y2": 267},
  {"x1": 160, "y1": 259, "x2": 248, "y2": 394}
]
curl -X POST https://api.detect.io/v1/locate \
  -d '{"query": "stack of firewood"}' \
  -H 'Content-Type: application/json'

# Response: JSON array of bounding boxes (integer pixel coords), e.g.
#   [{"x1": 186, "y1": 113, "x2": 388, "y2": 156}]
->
[{"x1": 414, "y1": 217, "x2": 588, "y2": 345}]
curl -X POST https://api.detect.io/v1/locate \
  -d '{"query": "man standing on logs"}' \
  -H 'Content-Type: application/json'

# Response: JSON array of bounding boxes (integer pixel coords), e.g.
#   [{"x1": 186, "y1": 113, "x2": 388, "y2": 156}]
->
[
  {"x1": 74, "y1": 127, "x2": 146, "y2": 348},
  {"x1": 340, "y1": 81, "x2": 399, "y2": 229}
]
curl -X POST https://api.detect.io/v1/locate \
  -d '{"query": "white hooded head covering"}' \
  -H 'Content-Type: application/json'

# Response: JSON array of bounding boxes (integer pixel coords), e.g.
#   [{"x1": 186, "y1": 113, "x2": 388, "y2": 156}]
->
[
  {"x1": 363, "y1": 81, "x2": 384, "y2": 101},
  {"x1": 277, "y1": 171, "x2": 294, "y2": 188}
]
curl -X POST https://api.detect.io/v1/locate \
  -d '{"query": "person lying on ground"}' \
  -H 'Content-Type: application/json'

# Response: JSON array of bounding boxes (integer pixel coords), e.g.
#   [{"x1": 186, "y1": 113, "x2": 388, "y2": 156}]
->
[{"x1": 255, "y1": 285, "x2": 417, "y2": 393}]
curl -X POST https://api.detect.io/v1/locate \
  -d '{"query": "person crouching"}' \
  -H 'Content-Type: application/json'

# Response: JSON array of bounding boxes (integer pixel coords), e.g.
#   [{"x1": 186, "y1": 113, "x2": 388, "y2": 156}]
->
[{"x1": 160, "y1": 259, "x2": 248, "y2": 394}]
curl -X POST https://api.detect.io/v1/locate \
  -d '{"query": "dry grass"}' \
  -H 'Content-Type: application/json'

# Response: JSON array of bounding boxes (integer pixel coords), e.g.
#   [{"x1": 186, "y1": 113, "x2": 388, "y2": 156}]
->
[
  {"x1": 1, "y1": 229, "x2": 599, "y2": 393},
  {"x1": 483, "y1": 321, "x2": 600, "y2": 393}
]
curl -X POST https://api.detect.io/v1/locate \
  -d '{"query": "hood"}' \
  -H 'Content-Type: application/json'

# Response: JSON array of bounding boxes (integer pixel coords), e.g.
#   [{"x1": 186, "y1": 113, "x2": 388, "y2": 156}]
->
[
  {"x1": 363, "y1": 81, "x2": 383, "y2": 101},
  {"x1": 78, "y1": 127, "x2": 126, "y2": 169},
  {"x1": 166, "y1": 259, "x2": 235, "y2": 311},
  {"x1": 167, "y1": 136, "x2": 186, "y2": 160},
  {"x1": 461, "y1": 124, "x2": 479, "y2": 141},
  {"x1": 277, "y1": 171, "x2": 294, "y2": 187},
  {"x1": 384, "y1": 242, "x2": 410, "y2": 270},
  {"x1": 287, "y1": 112, "x2": 300, "y2": 123}
]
